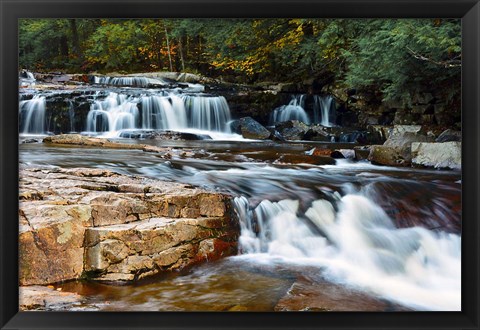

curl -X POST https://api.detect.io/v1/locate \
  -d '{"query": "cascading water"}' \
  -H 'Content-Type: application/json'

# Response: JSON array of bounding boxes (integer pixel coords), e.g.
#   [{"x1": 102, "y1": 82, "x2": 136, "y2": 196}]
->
[
  {"x1": 68, "y1": 101, "x2": 75, "y2": 132},
  {"x1": 19, "y1": 95, "x2": 46, "y2": 134},
  {"x1": 86, "y1": 92, "x2": 140, "y2": 132},
  {"x1": 270, "y1": 95, "x2": 310, "y2": 125},
  {"x1": 181, "y1": 95, "x2": 231, "y2": 132},
  {"x1": 270, "y1": 94, "x2": 336, "y2": 127},
  {"x1": 92, "y1": 76, "x2": 166, "y2": 87},
  {"x1": 84, "y1": 92, "x2": 232, "y2": 134},
  {"x1": 313, "y1": 95, "x2": 335, "y2": 127},
  {"x1": 140, "y1": 94, "x2": 188, "y2": 130},
  {"x1": 19, "y1": 70, "x2": 36, "y2": 87},
  {"x1": 234, "y1": 190, "x2": 461, "y2": 311}
]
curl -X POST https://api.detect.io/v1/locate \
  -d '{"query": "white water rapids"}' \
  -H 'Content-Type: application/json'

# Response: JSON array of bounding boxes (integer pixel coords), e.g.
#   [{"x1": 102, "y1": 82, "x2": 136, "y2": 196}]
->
[{"x1": 234, "y1": 191, "x2": 461, "y2": 311}]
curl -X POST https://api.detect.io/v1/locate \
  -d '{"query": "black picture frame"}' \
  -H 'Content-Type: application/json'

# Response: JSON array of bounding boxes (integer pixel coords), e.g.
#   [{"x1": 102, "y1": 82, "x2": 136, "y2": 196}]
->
[{"x1": 1, "y1": 0, "x2": 479, "y2": 329}]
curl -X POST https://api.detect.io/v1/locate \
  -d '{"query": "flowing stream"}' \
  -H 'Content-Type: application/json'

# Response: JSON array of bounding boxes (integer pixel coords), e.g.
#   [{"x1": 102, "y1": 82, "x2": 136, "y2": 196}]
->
[{"x1": 19, "y1": 139, "x2": 461, "y2": 311}]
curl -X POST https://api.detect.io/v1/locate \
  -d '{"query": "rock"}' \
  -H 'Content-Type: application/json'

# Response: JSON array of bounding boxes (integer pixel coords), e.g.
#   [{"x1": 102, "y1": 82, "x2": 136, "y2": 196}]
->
[
  {"x1": 365, "y1": 180, "x2": 461, "y2": 233},
  {"x1": 43, "y1": 134, "x2": 172, "y2": 155},
  {"x1": 435, "y1": 129, "x2": 461, "y2": 142},
  {"x1": 21, "y1": 138, "x2": 42, "y2": 144},
  {"x1": 330, "y1": 149, "x2": 355, "y2": 159},
  {"x1": 304, "y1": 126, "x2": 331, "y2": 142},
  {"x1": 389, "y1": 125, "x2": 423, "y2": 138},
  {"x1": 353, "y1": 146, "x2": 371, "y2": 161},
  {"x1": 366, "y1": 125, "x2": 391, "y2": 144},
  {"x1": 19, "y1": 204, "x2": 91, "y2": 285},
  {"x1": 275, "y1": 120, "x2": 310, "y2": 141},
  {"x1": 411, "y1": 142, "x2": 461, "y2": 170},
  {"x1": 368, "y1": 131, "x2": 433, "y2": 167},
  {"x1": 235, "y1": 117, "x2": 271, "y2": 140},
  {"x1": 84, "y1": 218, "x2": 237, "y2": 281},
  {"x1": 368, "y1": 145, "x2": 409, "y2": 166},
  {"x1": 19, "y1": 166, "x2": 239, "y2": 285},
  {"x1": 19, "y1": 286, "x2": 84, "y2": 311},
  {"x1": 274, "y1": 276, "x2": 410, "y2": 311}
]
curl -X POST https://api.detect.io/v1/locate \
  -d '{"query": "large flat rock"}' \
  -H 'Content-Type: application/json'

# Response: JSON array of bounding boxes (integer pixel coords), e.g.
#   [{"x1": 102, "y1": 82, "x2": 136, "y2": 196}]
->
[{"x1": 19, "y1": 166, "x2": 239, "y2": 285}]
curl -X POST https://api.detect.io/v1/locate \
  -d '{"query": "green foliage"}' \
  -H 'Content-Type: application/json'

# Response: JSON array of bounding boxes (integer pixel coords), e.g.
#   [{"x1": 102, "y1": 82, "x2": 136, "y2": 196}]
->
[
  {"x1": 19, "y1": 18, "x2": 461, "y2": 104},
  {"x1": 340, "y1": 19, "x2": 461, "y2": 103}
]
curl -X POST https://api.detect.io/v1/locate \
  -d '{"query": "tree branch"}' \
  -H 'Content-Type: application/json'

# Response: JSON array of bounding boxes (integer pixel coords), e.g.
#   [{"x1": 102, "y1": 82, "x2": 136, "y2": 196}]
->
[{"x1": 406, "y1": 46, "x2": 461, "y2": 68}]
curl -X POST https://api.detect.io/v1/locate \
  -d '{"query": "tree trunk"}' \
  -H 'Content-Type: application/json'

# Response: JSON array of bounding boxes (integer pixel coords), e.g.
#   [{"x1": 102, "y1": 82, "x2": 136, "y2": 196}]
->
[
  {"x1": 69, "y1": 19, "x2": 82, "y2": 59},
  {"x1": 178, "y1": 37, "x2": 185, "y2": 72},
  {"x1": 163, "y1": 23, "x2": 173, "y2": 72}
]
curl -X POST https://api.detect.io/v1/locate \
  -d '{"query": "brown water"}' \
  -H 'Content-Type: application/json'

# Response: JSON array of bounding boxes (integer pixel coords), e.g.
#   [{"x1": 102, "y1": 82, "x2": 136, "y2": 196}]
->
[{"x1": 19, "y1": 139, "x2": 461, "y2": 311}]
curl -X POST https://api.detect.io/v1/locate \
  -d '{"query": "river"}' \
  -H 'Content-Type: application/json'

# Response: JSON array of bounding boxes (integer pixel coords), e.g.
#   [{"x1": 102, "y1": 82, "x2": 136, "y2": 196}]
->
[{"x1": 19, "y1": 137, "x2": 461, "y2": 311}]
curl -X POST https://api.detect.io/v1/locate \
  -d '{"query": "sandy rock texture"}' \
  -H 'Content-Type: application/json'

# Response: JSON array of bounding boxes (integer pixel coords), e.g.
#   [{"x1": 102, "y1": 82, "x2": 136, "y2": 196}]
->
[{"x1": 19, "y1": 166, "x2": 239, "y2": 285}]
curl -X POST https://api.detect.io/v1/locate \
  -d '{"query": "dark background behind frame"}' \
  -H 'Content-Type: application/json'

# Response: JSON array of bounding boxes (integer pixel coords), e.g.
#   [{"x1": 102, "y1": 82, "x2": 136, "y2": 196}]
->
[{"x1": 1, "y1": 0, "x2": 478, "y2": 329}]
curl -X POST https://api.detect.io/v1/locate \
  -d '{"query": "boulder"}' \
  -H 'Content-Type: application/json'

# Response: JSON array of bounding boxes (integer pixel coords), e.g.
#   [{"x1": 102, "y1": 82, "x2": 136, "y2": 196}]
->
[
  {"x1": 368, "y1": 131, "x2": 433, "y2": 167},
  {"x1": 303, "y1": 126, "x2": 331, "y2": 142},
  {"x1": 19, "y1": 166, "x2": 239, "y2": 285},
  {"x1": 435, "y1": 129, "x2": 462, "y2": 142},
  {"x1": 411, "y1": 142, "x2": 461, "y2": 170},
  {"x1": 275, "y1": 120, "x2": 310, "y2": 141},
  {"x1": 234, "y1": 117, "x2": 271, "y2": 140}
]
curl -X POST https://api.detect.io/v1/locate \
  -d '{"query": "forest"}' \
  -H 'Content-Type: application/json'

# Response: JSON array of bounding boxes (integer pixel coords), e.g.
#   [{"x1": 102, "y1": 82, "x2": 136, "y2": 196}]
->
[{"x1": 19, "y1": 18, "x2": 461, "y2": 104}]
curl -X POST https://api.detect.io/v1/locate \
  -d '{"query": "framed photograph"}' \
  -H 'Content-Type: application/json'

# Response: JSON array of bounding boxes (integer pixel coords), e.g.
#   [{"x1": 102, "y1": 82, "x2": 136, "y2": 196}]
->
[{"x1": 1, "y1": 0, "x2": 479, "y2": 329}]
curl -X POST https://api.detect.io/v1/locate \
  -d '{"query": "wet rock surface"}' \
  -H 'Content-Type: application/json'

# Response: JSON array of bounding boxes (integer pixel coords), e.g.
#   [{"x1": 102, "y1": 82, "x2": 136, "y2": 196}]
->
[
  {"x1": 43, "y1": 134, "x2": 173, "y2": 155},
  {"x1": 19, "y1": 166, "x2": 238, "y2": 285},
  {"x1": 19, "y1": 286, "x2": 84, "y2": 311},
  {"x1": 118, "y1": 130, "x2": 212, "y2": 141},
  {"x1": 274, "y1": 276, "x2": 411, "y2": 311},
  {"x1": 231, "y1": 117, "x2": 272, "y2": 140}
]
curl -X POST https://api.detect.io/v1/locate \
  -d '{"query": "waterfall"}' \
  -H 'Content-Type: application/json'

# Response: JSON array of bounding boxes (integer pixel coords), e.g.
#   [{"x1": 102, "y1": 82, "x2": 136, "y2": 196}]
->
[
  {"x1": 313, "y1": 95, "x2": 335, "y2": 127},
  {"x1": 19, "y1": 71, "x2": 36, "y2": 87},
  {"x1": 86, "y1": 93, "x2": 139, "y2": 133},
  {"x1": 68, "y1": 101, "x2": 75, "y2": 132},
  {"x1": 140, "y1": 94, "x2": 188, "y2": 130},
  {"x1": 181, "y1": 95, "x2": 232, "y2": 132},
  {"x1": 270, "y1": 94, "x2": 336, "y2": 127},
  {"x1": 85, "y1": 92, "x2": 232, "y2": 134},
  {"x1": 270, "y1": 95, "x2": 310, "y2": 125},
  {"x1": 234, "y1": 193, "x2": 461, "y2": 311},
  {"x1": 19, "y1": 95, "x2": 46, "y2": 134},
  {"x1": 92, "y1": 76, "x2": 166, "y2": 87}
]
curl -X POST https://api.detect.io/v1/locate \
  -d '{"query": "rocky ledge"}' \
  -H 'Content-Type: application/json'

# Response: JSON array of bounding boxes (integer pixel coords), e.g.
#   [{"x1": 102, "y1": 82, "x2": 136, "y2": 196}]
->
[
  {"x1": 19, "y1": 286, "x2": 84, "y2": 311},
  {"x1": 19, "y1": 166, "x2": 239, "y2": 286}
]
